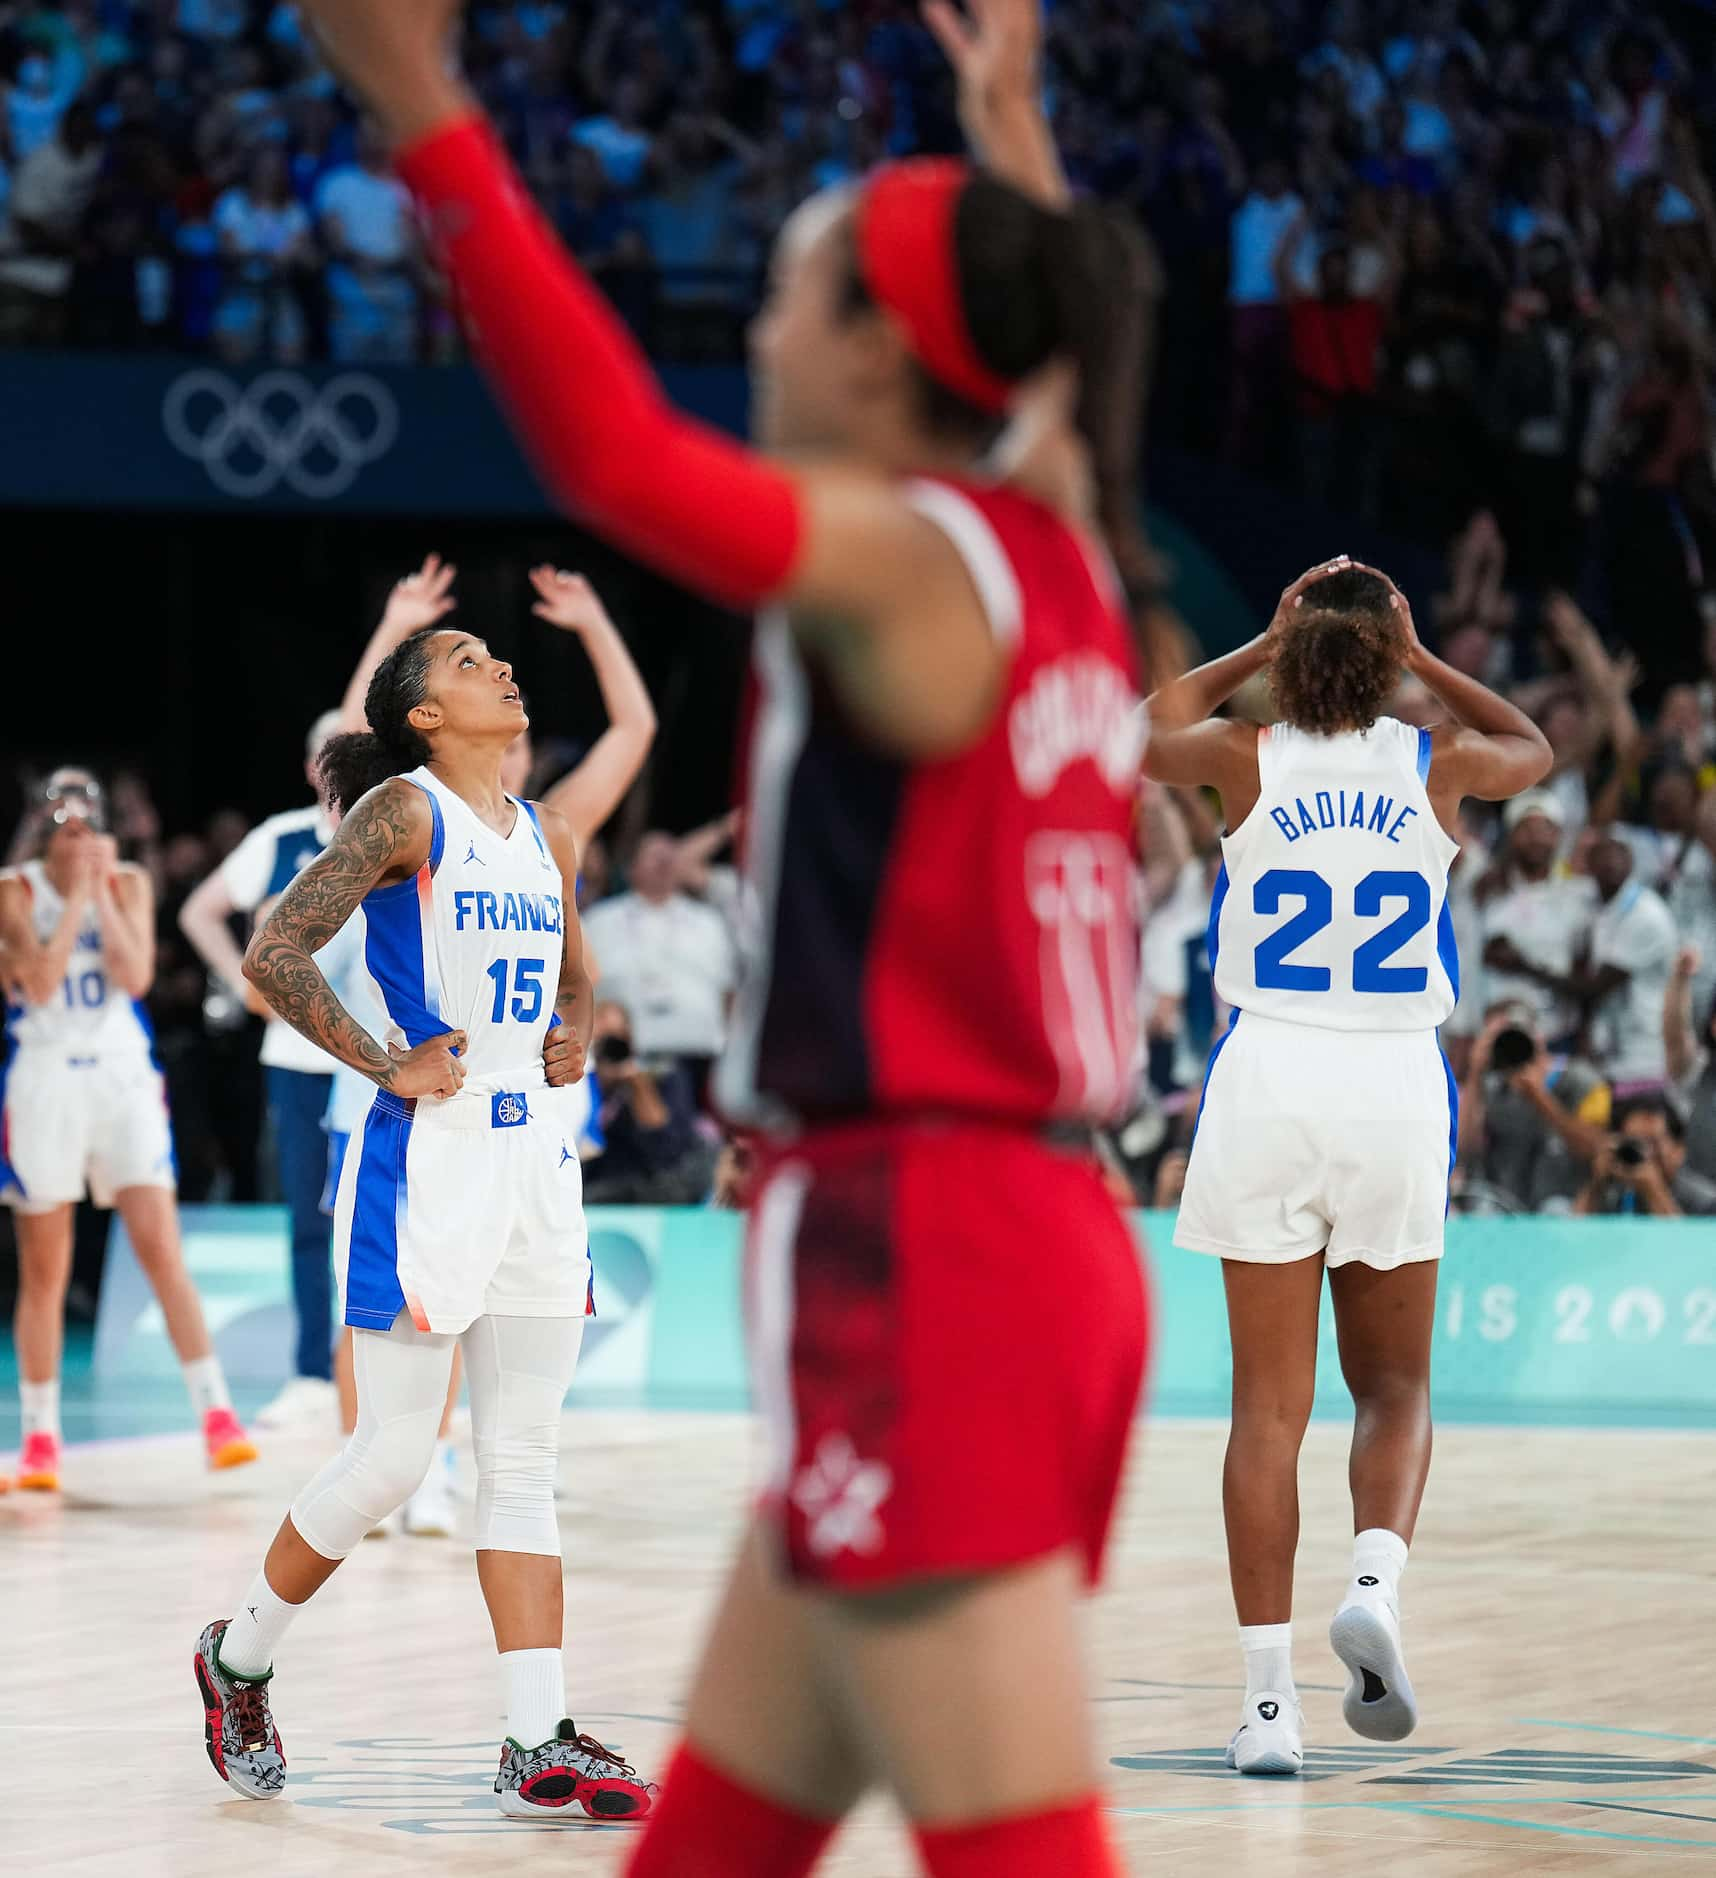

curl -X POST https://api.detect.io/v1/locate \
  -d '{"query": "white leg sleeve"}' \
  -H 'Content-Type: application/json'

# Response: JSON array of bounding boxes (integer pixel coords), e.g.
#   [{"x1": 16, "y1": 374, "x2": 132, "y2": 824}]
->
[
  {"x1": 463, "y1": 1314, "x2": 585, "y2": 1558},
  {"x1": 291, "y1": 1314, "x2": 457, "y2": 1560}
]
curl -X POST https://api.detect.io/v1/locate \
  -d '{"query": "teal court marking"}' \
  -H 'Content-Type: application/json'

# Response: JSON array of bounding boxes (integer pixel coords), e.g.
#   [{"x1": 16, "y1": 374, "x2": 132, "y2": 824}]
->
[{"x1": 1515, "y1": 1719, "x2": 1716, "y2": 1748}]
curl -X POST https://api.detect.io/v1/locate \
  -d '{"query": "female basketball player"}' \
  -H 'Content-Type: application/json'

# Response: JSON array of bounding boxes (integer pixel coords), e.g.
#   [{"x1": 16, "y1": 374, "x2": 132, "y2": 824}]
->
[
  {"x1": 0, "y1": 771, "x2": 256, "y2": 1490},
  {"x1": 325, "y1": 557, "x2": 656, "y2": 1538},
  {"x1": 192, "y1": 633, "x2": 655, "y2": 1821},
  {"x1": 1147, "y1": 559, "x2": 1552, "y2": 1773},
  {"x1": 298, "y1": 2, "x2": 1151, "y2": 1872}
]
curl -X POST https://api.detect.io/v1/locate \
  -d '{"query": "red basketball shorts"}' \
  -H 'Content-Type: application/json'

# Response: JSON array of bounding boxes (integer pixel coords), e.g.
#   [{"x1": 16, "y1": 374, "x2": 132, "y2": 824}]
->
[{"x1": 746, "y1": 1119, "x2": 1150, "y2": 1591}]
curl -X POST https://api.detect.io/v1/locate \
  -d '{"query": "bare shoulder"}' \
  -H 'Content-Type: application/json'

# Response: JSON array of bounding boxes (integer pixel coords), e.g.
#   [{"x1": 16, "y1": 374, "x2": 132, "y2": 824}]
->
[
  {"x1": 336, "y1": 777, "x2": 431, "y2": 850},
  {"x1": 528, "y1": 800, "x2": 581, "y2": 871},
  {"x1": 1145, "y1": 715, "x2": 1260, "y2": 787}
]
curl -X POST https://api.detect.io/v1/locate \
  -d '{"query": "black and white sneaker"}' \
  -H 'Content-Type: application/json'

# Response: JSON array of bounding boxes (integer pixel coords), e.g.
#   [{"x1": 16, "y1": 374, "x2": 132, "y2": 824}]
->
[
  {"x1": 1226, "y1": 1691, "x2": 1304, "y2": 1775},
  {"x1": 193, "y1": 1620, "x2": 287, "y2": 1799},
  {"x1": 1330, "y1": 1596, "x2": 1418, "y2": 1741},
  {"x1": 494, "y1": 1718, "x2": 656, "y2": 1822}
]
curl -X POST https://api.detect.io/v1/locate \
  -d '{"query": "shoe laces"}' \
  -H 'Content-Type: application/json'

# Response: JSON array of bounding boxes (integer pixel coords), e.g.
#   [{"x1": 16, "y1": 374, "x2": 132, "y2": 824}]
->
[
  {"x1": 570, "y1": 1730, "x2": 638, "y2": 1779},
  {"x1": 229, "y1": 1682, "x2": 273, "y2": 1752}
]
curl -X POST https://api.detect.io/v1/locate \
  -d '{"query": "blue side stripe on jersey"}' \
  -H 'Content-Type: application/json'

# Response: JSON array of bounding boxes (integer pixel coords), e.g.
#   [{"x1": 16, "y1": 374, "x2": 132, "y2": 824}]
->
[
  {"x1": 344, "y1": 1097, "x2": 413, "y2": 1330},
  {"x1": 1439, "y1": 1044, "x2": 1459, "y2": 1214},
  {"x1": 517, "y1": 797, "x2": 552, "y2": 866},
  {"x1": 425, "y1": 789, "x2": 445, "y2": 874},
  {"x1": 0, "y1": 1003, "x2": 24, "y2": 1199},
  {"x1": 1415, "y1": 726, "x2": 1433, "y2": 784},
  {"x1": 1205, "y1": 860, "x2": 1231, "y2": 980},
  {"x1": 1190, "y1": 1008, "x2": 1240, "y2": 1147},
  {"x1": 1435, "y1": 897, "x2": 1461, "y2": 1004},
  {"x1": 362, "y1": 877, "x2": 441, "y2": 1049}
]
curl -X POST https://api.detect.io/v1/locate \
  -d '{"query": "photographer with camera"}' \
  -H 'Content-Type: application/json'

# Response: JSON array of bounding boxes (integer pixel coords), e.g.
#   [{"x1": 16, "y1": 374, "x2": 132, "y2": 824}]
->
[
  {"x1": 1456, "y1": 1007, "x2": 1608, "y2": 1212},
  {"x1": 581, "y1": 1000, "x2": 716, "y2": 1206},
  {"x1": 1573, "y1": 1096, "x2": 1716, "y2": 1217}
]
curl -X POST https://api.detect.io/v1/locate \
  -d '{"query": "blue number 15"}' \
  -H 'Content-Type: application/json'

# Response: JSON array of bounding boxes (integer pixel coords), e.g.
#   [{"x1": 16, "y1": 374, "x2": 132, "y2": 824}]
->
[
  {"x1": 485, "y1": 957, "x2": 546, "y2": 1023},
  {"x1": 1253, "y1": 869, "x2": 1429, "y2": 994}
]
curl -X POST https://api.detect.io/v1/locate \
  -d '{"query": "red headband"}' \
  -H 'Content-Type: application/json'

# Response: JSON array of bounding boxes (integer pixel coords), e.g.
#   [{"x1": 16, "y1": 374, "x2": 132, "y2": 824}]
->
[{"x1": 856, "y1": 159, "x2": 1015, "y2": 416}]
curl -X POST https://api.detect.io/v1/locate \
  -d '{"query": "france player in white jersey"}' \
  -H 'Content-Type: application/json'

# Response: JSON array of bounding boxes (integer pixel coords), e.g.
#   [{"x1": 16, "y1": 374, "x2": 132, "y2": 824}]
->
[
  {"x1": 1146, "y1": 560, "x2": 1552, "y2": 1776},
  {"x1": 194, "y1": 625, "x2": 654, "y2": 1823},
  {"x1": 0, "y1": 770, "x2": 257, "y2": 1491}
]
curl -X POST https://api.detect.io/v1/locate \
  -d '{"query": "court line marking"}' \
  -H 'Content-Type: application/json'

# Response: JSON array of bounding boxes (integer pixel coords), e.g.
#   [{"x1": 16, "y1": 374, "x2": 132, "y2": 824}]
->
[{"x1": 1514, "y1": 1719, "x2": 1716, "y2": 1748}]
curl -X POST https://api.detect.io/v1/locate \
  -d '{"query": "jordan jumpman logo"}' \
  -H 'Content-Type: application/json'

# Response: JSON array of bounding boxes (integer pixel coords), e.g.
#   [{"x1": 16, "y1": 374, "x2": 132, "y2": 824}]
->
[
  {"x1": 559, "y1": 1141, "x2": 575, "y2": 1168},
  {"x1": 464, "y1": 840, "x2": 485, "y2": 866}
]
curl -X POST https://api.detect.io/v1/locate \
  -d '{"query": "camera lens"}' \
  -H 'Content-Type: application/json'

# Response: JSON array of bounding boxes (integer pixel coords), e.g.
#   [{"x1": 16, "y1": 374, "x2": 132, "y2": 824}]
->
[
  {"x1": 595, "y1": 1035, "x2": 631, "y2": 1066},
  {"x1": 1615, "y1": 1139, "x2": 1649, "y2": 1168}
]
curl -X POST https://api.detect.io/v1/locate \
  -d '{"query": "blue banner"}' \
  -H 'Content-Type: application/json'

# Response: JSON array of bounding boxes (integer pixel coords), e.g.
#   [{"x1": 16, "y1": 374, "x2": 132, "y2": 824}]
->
[
  {"x1": 92, "y1": 1207, "x2": 1716, "y2": 1428},
  {"x1": 0, "y1": 355, "x2": 749, "y2": 515}
]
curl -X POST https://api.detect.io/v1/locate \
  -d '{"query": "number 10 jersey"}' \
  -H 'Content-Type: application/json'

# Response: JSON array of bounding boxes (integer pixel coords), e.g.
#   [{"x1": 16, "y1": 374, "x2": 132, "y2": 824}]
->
[{"x1": 1210, "y1": 718, "x2": 1460, "y2": 1033}]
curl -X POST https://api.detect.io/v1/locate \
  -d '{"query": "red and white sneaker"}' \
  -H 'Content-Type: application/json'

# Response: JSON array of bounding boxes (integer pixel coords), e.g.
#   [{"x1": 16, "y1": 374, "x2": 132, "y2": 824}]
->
[
  {"x1": 15, "y1": 1430, "x2": 60, "y2": 1491},
  {"x1": 204, "y1": 1407, "x2": 259, "y2": 1471},
  {"x1": 494, "y1": 1720, "x2": 656, "y2": 1822}
]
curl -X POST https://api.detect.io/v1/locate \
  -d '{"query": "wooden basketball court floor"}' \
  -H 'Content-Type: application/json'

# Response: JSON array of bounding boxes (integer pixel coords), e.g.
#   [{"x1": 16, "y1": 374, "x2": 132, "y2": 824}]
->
[{"x1": 4, "y1": 1405, "x2": 1713, "y2": 1876}]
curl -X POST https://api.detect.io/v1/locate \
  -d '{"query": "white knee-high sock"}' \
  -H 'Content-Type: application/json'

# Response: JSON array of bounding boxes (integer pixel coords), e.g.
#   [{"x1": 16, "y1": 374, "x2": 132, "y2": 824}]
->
[
  {"x1": 1342, "y1": 1527, "x2": 1409, "y2": 1612},
  {"x1": 219, "y1": 1570, "x2": 306, "y2": 1680},
  {"x1": 503, "y1": 1647, "x2": 565, "y2": 1747},
  {"x1": 1239, "y1": 1622, "x2": 1295, "y2": 1700},
  {"x1": 19, "y1": 1378, "x2": 60, "y2": 1440},
  {"x1": 183, "y1": 1354, "x2": 233, "y2": 1419}
]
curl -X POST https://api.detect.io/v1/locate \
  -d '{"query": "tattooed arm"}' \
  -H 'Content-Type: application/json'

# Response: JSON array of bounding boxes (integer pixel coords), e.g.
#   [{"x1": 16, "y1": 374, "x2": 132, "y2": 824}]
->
[
  {"x1": 535, "y1": 802, "x2": 593, "y2": 1087},
  {"x1": 243, "y1": 779, "x2": 467, "y2": 1099}
]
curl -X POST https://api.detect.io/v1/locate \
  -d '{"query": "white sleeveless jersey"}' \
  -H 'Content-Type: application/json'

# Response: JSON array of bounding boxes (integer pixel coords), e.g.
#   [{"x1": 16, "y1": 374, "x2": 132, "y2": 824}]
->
[
  {"x1": 3, "y1": 861, "x2": 154, "y2": 1058},
  {"x1": 356, "y1": 769, "x2": 565, "y2": 1103},
  {"x1": 1211, "y1": 719, "x2": 1460, "y2": 1032}
]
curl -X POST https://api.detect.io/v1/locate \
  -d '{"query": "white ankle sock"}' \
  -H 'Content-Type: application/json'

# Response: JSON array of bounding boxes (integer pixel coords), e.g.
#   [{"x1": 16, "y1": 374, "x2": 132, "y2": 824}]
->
[
  {"x1": 183, "y1": 1355, "x2": 232, "y2": 1419},
  {"x1": 1239, "y1": 1622, "x2": 1294, "y2": 1700},
  {"x1": 220, "y1": 1571, "x2": 305, "y2": 1679},
  {"x1": 502, "y1": 1648, "x2": 564, "y2": 1747},
  {"x1": 20, "y1": 1379, "x2": 60, "y2": 1440},
  {"x1": 1345, "y1": 1527, "x2": 1409, "y2": 1609}
]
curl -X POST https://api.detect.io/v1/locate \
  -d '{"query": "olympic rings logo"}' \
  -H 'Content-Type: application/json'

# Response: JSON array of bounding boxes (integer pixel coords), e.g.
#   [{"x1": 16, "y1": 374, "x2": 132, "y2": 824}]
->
[{"x1": 162, "y1": 369, "x2": 399, "y2": 499}]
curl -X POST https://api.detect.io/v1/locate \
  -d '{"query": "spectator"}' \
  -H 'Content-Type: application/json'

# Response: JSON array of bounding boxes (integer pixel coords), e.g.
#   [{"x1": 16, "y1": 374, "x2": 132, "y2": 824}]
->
[
  {"x1": 581, "y1": 1000, "x2": 716, "y2": 1205},
  {"x1": 1274, "y1": 211, "x2": 1391, "y2": 516},
  {"x1": 5, "y1": 54, "x2": 77, "y2": 163},
  {"x1": 1226, "y1": 153, "x2": 1303, "y2": 467},
  {"x1": 1358, "y1": 99, "x2": 1442, "y2": 198},
  {"x1": 572, "y1": 75, "x2": 654, "y2": 191},
  {"x1": 0, "y1": 100, "x2": 103, "y2": 345},
  {"x1": 212, "y1": 146, "x2": 314, "y2": 363},
  {"x1": 581, "y1": 830, "x2": 738, "y2": 1086},
  {"x1": 1455, "y1": 1010, "x2": 1606, "y2": 1214},
  {"x1": 1574, "y1": 1096, "x2": 1716, "y2": 1217},
  {"x1": 177, "y1": 712, "x2": 343, "y2": 1428},
  {"x1": 1479, "y1": 791, "x2": 1595, "y2": 1045},
  {"x1": 1585, "y1": 830, "x2": 1678, "y2": 1095},
  {"x1": 314, "y1": 120, "x2": 419, "y2": 363}
]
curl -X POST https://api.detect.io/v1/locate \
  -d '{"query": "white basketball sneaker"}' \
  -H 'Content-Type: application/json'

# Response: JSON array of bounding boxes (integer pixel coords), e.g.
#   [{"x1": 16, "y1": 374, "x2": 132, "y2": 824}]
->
[
  {"x1": 1330, "y1": 1593, "x2": 1418, "y2": 1741},
  {"x1": 254, "y1": 1376, "x2": 339, "y2": 1430},
  {"x1": 1226, "y1": 1691, "x2": 1304, "y2": 1775},
  {"x1": 402, "y1": 1449, "x2": 458, "y2": 1538}
]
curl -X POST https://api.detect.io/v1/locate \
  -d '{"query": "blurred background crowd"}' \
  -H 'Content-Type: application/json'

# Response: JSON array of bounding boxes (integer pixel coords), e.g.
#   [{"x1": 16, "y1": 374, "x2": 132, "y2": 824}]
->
[{"x1": 8, "y1": 0, "x2": 1716, "y2": 1294}]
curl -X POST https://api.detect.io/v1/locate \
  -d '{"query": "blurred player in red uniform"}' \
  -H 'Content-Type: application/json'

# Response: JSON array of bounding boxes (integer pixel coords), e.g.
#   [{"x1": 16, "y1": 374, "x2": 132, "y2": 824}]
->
[{"x1": 301, "y1": 2, "x2": 1154, "y2": 1872}]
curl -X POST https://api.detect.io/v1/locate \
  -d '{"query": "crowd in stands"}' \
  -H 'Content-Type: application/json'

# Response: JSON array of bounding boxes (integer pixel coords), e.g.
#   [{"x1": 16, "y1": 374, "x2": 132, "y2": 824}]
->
[{"x1": 1132, "y1": 508, "x2": 1716, "y2": 1220}]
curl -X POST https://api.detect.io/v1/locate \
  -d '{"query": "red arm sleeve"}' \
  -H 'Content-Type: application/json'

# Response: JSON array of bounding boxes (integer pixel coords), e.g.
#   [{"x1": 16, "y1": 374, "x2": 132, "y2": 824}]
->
[{"x1": 396, "y1": 117, "x2": 803, "y2": 609}]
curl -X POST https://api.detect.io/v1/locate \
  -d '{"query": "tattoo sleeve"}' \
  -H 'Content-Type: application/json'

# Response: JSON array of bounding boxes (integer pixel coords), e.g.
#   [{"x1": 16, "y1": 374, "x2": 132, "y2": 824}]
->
[{"x1": 243, "y1": 781, "x2": 424, "y2": 1087}]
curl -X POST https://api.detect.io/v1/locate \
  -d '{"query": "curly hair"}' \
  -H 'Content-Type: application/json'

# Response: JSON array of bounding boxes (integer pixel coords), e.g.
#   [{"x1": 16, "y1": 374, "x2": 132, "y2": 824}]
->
[{"x1": 1271, "y1": 569, "x2": 1405, "y2": 736}]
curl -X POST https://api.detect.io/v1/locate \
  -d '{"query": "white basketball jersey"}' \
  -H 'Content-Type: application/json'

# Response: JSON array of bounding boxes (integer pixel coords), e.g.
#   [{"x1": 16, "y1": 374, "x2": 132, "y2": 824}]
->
[
  {"x1": 1211, "y1": 719, "x2": 1460, "y2": 1032},
  {"x1": 3, "y1": 861, "x2": 154, "y2": 1057},
  {"x1": 357, "y1": 769, "x2": 566, "y2": 1100}
]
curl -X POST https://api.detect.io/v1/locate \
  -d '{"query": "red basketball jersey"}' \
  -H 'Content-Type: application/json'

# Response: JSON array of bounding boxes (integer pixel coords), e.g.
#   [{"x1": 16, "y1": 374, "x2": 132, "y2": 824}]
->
[{"x1": 714, "y1": 475, "x2": 1145, "y2": 1132}]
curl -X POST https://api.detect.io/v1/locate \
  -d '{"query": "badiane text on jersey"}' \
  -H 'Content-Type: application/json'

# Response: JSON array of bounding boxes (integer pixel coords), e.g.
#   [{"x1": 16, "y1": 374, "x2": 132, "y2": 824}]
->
[
  {"x1": 452, "y1": 888, "x2": 563, "y2": 934},
  {"x1": 1269, "y1": 790, "x2": 1418, "y2": 846}
]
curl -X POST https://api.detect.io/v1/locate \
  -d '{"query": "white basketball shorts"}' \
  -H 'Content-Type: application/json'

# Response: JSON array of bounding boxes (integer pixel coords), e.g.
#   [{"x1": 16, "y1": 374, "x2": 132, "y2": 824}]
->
[
  {"x1": 0, "y1": 1047, "x2": 176, "y2": 1213},
  {"x1": 333, "y1": 1078, "x2": 592, "y2": 1335},
  {"x1": 1175, "y1": 1012, "x2": 1456, "y2": 1270}
]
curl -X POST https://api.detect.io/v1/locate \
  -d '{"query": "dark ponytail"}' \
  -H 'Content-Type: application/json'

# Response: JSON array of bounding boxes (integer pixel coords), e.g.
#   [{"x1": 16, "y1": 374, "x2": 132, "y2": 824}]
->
[
  {"x1": 318, "y1": 627, "x2": 443, "y2": 814},
  {"x1": 842, "y1": 176, "x2": 1162, "y2": 631}
]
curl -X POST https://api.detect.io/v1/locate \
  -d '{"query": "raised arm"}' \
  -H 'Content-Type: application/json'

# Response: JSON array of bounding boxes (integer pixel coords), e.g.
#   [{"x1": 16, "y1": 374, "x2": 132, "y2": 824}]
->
[
  {"x1": 1543, "y1": 591, "x2": 1643, "y2": 773},
  {"x1": 297, "y1": 3, "x2": 1003, "y2": 758},
  {"x1": 0, "y1": 857, "x2": 93, "y2": 1005},
  {"x1": 243, "y1": 778, "x2": 464, "y2": 1097},
  {"x1": 529, "y1": 569, "x2": 658, "y2": 850},
  {"x1": 1351, "y1": 567, "x2": 1552, "y2": 811},
  {"x1": 94, "y1": 856, "x2": 156, "y2": 999},
  {"x1": 924, "y1": 0, "x2": 1070, "y2": 207},
  {"x1": 1665, "y1": 945, "x2": 1702, "y2": 1086},
  {"x1": 534, "y1": 803, "x2": 594, "y2": 1088},
  {"x1": 337, "y1": 552, "x2": 458, "y2": 734}
]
